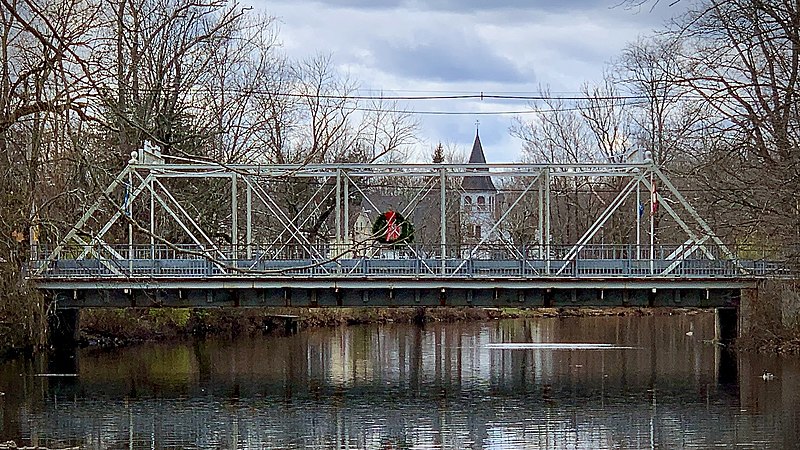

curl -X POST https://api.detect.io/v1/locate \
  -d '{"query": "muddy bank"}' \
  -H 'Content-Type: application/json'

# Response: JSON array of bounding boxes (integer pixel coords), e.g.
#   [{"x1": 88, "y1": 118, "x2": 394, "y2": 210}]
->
[
  {"x1": 736, "y1": 335, "x2": 800, "y2": 354},
  {"x1": 78, "y1": 306, "x2": 707, "y2": 348}
]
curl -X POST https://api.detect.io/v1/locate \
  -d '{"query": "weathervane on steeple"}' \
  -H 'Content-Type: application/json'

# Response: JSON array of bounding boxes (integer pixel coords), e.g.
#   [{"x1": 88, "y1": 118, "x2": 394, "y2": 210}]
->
[{"x1": 475, "y1": 119, "x2": 480, "y2": 132}]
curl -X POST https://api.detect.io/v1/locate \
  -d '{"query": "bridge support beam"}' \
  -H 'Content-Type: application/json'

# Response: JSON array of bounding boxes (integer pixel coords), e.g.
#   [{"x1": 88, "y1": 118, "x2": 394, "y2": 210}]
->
[
  {"x1": 48, "y1": 307, "x2": 80, "y2": 347},
  {"x1": 44, "y1": 284, "x2": 745, "y2": 309}
]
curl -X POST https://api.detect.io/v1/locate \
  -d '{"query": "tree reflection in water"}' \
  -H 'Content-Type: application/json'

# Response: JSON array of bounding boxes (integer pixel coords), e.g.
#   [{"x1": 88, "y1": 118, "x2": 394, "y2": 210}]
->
[{"x1": 1, "y1": 314, "x2": 799, "y2": 449}]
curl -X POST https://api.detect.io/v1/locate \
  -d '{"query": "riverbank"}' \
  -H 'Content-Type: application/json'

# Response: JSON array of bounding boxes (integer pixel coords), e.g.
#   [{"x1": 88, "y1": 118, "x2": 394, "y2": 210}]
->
[
  {"x1": 737, "y1": 280, "x2": 800, "y2": 354},
  {"x1": 77, "y1": 306, "x2": 707, "y2": 348},
  {"x1": 0, "y1": 283, "x2": 46, "y2": 358}
]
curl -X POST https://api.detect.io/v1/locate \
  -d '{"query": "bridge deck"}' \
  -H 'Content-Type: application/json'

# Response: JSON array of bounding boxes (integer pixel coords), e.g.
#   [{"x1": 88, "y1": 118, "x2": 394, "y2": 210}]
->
[{"x1": 33, "y1": 254, "x2": 768, "y2": 308}]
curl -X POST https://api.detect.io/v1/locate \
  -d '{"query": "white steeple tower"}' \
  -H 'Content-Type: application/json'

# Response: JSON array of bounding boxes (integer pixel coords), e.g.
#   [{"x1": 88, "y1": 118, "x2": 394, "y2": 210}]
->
[{"x1": 460, "y1": 129, "x2": 497, "y2": 244}]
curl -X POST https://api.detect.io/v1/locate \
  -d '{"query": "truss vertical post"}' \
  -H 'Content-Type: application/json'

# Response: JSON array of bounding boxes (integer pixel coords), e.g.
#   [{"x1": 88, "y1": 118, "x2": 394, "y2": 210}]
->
[
  {"x1": 544, "y1": 168, "x2": 551, "y2": 275},
  {"x1": 231, "y1": 173, "x2": 238, "y2": 263},
  {"x1": 650, "y1": 169, "x2": 655, "y2": 274},
  {"x1": 127, "y1": 168, "x2": 133, "y2": 276},
  {"x1": 336, "y1": 169, "x2": 342, "y2": 248},
  {"x1": 538, "y1": 173, "x2": 544, "y2": 260},
  {"x1": 344, "y1": 172, "x2": 350, "y2": 246},
  {"x1": 440, "y1": 167, "x2": 446, "y2": 275},
  {"x1": 636, "y1": 175, "x2": 641, "y2": 260},
  {"x1": 246, "y1": 180, "x2": 252, "y2": 259},
  {"x1": 150, "y1": 174, "x2": 155, "y2": 259}
]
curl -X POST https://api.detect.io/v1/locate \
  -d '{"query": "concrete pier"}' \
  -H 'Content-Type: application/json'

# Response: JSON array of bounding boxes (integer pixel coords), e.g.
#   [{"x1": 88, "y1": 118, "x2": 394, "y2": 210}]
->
[
  {"x1": 715, "y1": 307, "x2": 738, "y2": 346},
  {"x1": 263, "y1": 314, "x2": 300, "y2": 334},
  {"x1": 48, "y1": 308, "x2": 80, "y2": 347}
]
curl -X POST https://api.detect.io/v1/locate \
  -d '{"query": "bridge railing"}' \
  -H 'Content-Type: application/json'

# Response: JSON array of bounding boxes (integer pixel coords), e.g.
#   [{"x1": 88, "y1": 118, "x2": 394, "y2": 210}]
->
[
  {"x1": 29, "y1": 243, "x2": 791, "y2": 279},
  {"x1": 29, "y1": 242, "x2": 788, "y2": 261}
]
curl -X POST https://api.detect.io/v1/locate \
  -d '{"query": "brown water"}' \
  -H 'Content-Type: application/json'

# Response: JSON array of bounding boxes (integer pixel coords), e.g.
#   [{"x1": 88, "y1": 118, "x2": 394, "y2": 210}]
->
[{"x1": 1, "y1": 314, "x2": 799, "y2": 449}]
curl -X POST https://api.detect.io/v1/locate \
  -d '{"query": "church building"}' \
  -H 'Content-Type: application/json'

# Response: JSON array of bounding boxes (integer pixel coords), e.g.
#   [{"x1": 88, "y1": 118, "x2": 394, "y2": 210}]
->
[{"x1": 460, "y1": 130, "x2": 497, "y2": 244}]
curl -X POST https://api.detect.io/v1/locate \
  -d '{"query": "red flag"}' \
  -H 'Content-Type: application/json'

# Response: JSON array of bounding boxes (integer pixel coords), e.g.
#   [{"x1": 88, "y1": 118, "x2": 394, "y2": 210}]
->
[{"x1": 385, "y1": 210, "x2": 401, "y2": 241}]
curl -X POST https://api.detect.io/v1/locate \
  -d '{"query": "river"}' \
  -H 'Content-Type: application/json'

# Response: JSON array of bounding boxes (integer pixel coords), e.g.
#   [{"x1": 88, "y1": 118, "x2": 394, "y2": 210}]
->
[{"x1": 1, "y1": 313, "x2": 799, "y2": 449}]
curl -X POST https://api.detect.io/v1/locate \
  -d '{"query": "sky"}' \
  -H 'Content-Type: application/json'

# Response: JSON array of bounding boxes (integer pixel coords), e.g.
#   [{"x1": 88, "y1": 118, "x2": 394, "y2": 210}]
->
[{"x1": 244, "y1": 0, "x2": 688, "y2": 162}]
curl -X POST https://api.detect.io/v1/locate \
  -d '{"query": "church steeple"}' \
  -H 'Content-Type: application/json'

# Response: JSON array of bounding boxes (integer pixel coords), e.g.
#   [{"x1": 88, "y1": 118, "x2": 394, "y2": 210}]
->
[
  {"x1": 462, "y1": 129, "x2": 496, "y2": 192},
  {"x1": 460, "y1": 126, "x2": 498, "y2": 245},
  {"x1": 468, "y1": 129, "x2": 487, "y2": 164}
]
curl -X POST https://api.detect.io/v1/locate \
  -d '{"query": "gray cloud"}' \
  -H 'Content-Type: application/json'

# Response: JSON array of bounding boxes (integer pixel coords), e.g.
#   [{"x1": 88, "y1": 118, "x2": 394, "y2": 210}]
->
[
  {"x1": 310, "y1": 0, "x2": 604, "y2": 12},
  {"x1": 246, "y1": 0, "x2": 689, "y2": 161},
  {"x1": 371, "y1": 37, "x2": 531, "y2": 84},
  {"x1": 306, "y1": 0, "x2": 682, "y2": 26}
]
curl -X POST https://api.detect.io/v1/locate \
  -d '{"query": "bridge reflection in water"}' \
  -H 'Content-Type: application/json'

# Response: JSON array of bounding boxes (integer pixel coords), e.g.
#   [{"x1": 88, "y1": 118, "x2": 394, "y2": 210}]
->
[{"x1": 2, "y1": 316, "x2": 799, "y2": 449}]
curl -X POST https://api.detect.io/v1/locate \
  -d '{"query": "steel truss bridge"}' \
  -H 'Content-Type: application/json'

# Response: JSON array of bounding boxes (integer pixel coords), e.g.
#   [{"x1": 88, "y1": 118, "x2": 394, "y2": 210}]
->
[{"x1": 30, "y1": 147, "x2": 784, "y2": 309}]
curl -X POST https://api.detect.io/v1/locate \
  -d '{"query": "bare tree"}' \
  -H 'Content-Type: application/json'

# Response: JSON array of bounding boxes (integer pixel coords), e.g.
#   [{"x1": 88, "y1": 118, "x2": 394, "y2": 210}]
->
[
  {"x1": 0, "y1": 0, "x2": 104, "y2": 349},
  {"x1": 665, "y1": 0, "x2": 800, "y2": 256},
  {"x1": 614, "y1": 36, "x2": 713, "y2": 168},
  {"x1": 94, "y1": 0, "x2": 253, "y2": 162},
  {"x1": 510, "y1": 85, "x2": 639, "y2": 246}
]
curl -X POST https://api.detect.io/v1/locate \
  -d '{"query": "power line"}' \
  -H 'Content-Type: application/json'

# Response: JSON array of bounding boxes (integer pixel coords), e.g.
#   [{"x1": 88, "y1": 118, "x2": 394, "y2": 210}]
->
[
  {"x1": 330, "y1": 99, "x2": 656, "y2": 116},
  {"x1": 201, "y1": 87, "x2": 697, "y2": 102},
  {"x1": 192, "y1": 89, "x2": 657, "y2": 115},
  {"x1": 120, "y1": 84, "x2": 711, "y2": 115}
]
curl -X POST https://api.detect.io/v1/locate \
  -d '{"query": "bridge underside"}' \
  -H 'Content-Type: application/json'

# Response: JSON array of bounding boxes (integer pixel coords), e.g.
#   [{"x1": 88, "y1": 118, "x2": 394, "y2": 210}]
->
[{"x1": 42, "y1": 278, "x2": 746, "y2": 309}]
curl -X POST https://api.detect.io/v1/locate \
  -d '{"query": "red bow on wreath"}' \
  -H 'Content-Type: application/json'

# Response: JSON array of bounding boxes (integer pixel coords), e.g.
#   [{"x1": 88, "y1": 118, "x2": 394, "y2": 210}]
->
[
  {"x1": 372, "y1": 210, "x2": 414, "y2": 245},
  {"x1": 384, "y1": 210, "x2": 401, "y2": 242}
]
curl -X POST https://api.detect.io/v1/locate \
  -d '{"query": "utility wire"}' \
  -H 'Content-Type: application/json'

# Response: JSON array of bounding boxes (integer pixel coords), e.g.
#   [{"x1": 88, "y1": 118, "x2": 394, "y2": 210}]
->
[
  {"x1": 189, "y1": 87, "x2": 705, "y2": 102},
  {"x1": 119, "y1": 84, "x2": 723, "y2": 115}
]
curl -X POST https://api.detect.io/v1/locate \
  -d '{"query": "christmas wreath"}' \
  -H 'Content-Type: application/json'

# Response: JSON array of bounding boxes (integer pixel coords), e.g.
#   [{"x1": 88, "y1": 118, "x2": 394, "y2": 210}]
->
[{"x1": 371, "y1": 210, "x2": 415, "y2": 245}]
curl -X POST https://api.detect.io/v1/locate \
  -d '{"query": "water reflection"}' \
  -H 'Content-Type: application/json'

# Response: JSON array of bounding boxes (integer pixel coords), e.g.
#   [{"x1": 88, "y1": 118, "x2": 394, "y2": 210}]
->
[{"x1": 1, "y1": 314, "x2": 799, "y2": 449}]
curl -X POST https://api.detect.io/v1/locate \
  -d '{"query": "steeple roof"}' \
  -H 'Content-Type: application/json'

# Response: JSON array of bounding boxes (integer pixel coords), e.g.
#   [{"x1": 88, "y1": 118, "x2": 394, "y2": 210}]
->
[
  {"x1": 468, "y1": 131, "x2": 487, "y2": 163},
  {"x1": 461, "y1": 130, "x2": 497, "y2": 192}
]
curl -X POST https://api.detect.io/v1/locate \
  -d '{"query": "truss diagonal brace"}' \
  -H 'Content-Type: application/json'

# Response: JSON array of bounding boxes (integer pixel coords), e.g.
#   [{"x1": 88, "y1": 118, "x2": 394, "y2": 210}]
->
[
  {"x1": 640, "y1": 177, "x2": 715, "y2": 261},
  {"x1": 150, "y1": 176, "x2": 228, "y2": 261},
  {"x1": 556, "y1": 175, "x2": 640, "y2": 275},
  {"x1": 71, "y1": 234, "x2": 124, "y2": 276},
  {"x1": 145, "y1": 178, "x2": 228, "y2": 268},
  {"x1": 34, "y1": 166, "x2": 132, "y2": 275},
  {"x1": 450, "y1": 172, "x2": 542, "y2": 276},
  {"x1": 76, "y1": 172, "x2": 156, "y2": 260},
  {"x1": 244, "y1": 177, "x2": 330, "y2": 272},
  {"x1": 661, "y1": 235, "x2": 710, "y2": 275},
  {"x1": 652, "y1": 167, "x2": 740, "y2": 267}
]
